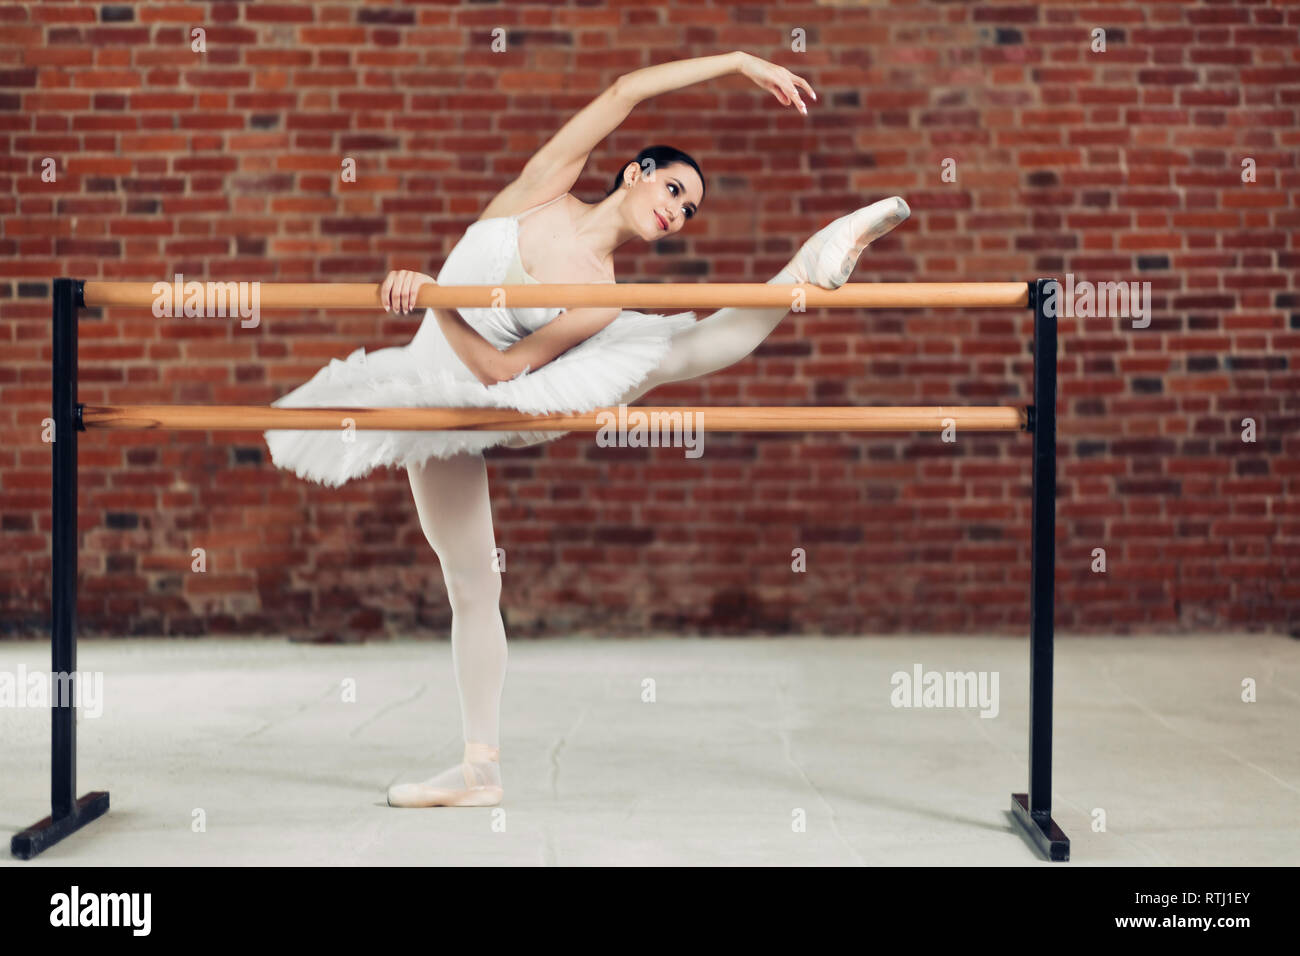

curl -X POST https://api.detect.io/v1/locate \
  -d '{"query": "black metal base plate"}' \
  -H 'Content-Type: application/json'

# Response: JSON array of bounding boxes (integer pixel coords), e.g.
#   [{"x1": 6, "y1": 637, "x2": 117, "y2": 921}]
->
[
  {"x1": 11, "y1": 791, "x2": 110, "y2": 860},
  {"x1": 1011, "y1": 792, "x2": 1069, "y2": 861}
]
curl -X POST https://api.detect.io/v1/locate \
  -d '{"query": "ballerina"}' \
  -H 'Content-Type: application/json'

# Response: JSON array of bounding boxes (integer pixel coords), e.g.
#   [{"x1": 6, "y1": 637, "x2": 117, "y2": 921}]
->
[{"x1": 262, "y1": 51, "x2": 910, "y2": 807}]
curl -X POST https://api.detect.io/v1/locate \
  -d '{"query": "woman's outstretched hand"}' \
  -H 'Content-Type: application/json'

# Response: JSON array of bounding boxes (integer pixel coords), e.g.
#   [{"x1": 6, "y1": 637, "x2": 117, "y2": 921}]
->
[
  {"x1": 381, "y1": 270, "x2": 436, "y2": 313},
  {"x1": 736, "y1": 53, "x2": 816, "y2": 115}
]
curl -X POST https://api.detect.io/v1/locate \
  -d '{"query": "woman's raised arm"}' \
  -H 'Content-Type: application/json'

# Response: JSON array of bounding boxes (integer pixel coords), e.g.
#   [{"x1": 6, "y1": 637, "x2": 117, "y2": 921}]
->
[
  {"x1": 615, "y1": 51, "x2": 815, "y2": 111},
  {"x1": 521, "y1": 52, "x2": 746, "y2": 188},
  {"x1": 516, "y1": 52, "x2": 814, "y2": 199}
]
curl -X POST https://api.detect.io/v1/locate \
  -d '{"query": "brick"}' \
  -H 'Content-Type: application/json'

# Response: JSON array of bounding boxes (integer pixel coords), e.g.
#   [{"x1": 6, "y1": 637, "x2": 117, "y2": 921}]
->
[{"x1": 244, "y1": 5, "x2": 314, "y2": 23}]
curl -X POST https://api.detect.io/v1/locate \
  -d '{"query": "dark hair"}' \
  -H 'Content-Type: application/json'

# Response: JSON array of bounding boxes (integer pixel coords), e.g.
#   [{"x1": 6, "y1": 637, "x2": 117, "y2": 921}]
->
[{"x1": 604, "y1": 145, "x2": 705, "y2": 206}]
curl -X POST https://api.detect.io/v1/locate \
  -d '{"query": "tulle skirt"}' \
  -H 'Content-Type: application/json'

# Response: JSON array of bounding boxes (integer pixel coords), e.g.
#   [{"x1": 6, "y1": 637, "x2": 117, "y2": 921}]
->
[{"x1": 264, "y1": 307, "x2": 697, "y2": 487}]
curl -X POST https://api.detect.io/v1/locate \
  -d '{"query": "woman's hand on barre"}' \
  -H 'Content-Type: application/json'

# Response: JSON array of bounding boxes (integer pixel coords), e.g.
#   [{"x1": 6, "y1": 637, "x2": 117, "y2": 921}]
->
[{"x1": 380, "y1": 270, "x2": 436, "y2": 314}]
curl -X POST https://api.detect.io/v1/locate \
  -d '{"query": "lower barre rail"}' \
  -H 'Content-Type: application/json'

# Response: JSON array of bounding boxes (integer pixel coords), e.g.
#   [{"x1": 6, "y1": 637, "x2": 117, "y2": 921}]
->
[{"x1": 78, "y1": 404, "x2": 1030, "y2": 433}]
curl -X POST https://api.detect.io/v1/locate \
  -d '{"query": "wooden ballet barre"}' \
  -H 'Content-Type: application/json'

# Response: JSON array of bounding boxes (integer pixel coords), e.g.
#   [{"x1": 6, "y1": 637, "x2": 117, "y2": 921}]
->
[
  {"x1": 79, "y1": 404, "x2": 1029, "y2": 432},
  {"x1": 80, "y1": 281, "x2": 1030, "y2": 311}
]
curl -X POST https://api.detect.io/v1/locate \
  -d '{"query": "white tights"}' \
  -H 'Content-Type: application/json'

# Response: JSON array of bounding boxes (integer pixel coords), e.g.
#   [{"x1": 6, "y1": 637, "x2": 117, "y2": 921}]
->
[
  {"x1": 614, "y1": 268, "x2": 800, "y2": 403},
  {"x1": 406, "y1": 453, "x2": 507, "y2": 754}
]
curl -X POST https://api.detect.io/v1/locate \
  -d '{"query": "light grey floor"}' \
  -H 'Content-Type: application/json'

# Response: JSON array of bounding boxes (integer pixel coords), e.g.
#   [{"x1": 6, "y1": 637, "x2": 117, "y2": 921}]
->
[{"x1": 1, "y1": 635, "x2": 1296, "y2": 866}]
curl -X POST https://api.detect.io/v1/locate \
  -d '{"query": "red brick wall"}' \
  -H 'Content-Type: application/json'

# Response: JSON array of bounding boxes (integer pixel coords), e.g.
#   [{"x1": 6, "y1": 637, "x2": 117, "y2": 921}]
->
[{"x1": 2, "y1": 1, "x2": 1296, "y2": 639}]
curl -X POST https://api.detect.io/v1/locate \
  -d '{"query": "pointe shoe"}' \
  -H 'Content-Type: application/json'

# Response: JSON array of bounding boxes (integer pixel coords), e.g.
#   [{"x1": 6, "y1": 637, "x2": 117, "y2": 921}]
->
[
  {"x1": 386, "y1": 741, "x2": 503, "y2": 808},
  {"x1": 784, "y1": 196, "x2": 911, "y2": 290}
]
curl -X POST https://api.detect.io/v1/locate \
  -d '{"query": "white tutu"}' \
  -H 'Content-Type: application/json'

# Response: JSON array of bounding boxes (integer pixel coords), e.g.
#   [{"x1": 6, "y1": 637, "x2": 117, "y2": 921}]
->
[
  {"x1": 265, "y1": 200, "x2": 700, "y2": 487},
  {"x1": 264, "y1": 306, "x2": 696, "y2": 487}
]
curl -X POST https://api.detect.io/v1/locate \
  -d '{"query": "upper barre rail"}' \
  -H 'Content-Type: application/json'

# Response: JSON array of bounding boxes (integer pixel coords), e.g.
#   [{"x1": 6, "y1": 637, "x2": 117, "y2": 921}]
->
[
  {"x1": 80, "y1": 281, "x2": 1031, "y2": 311},
  {"x1": 78, "y1": 404, "x2": 1030, "y2": 433}
]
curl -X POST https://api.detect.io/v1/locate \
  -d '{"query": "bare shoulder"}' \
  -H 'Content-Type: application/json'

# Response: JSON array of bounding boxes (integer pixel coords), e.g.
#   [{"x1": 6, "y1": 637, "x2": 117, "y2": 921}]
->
[{"x1": 475, "y1": 177, "x2": 574, "y2": 223}]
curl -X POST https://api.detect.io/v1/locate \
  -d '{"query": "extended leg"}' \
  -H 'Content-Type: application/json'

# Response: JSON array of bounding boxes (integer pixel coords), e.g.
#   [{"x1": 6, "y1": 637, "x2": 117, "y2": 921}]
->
[
  {"x1": 388, "y1": 452, "x2": 506, "y2": 807},
  {"x1": 620, "y1": 196, "x2": 911, "y2": 399}
]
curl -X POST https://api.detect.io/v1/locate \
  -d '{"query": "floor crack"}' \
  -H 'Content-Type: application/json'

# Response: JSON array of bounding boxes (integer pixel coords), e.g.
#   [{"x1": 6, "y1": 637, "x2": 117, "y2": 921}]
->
[{"x1": 777, "y1": 676, "x2": 866, "y2": 866}]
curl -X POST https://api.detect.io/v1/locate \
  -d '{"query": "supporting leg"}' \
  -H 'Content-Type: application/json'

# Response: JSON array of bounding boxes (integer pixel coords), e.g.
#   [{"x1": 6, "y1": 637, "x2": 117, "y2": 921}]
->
[
  {"x1": 12, "y1": 278, "x2": 109, "y2": 860},
  {"x1": 387, "y1": 453, "x2": 506, "y2": 807},
  {"x1": 407, "y1": 453, "x2": 507, "y2": 749},
  {"x1": 1010, "y1": 278, "x2": 1069, "y2": 862}
]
